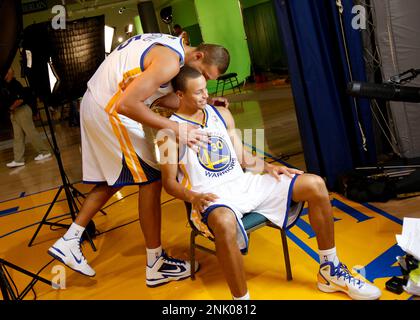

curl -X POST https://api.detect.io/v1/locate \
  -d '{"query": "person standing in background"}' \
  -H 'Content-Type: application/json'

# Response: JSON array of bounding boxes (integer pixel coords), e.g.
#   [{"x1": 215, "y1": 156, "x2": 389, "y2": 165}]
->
[
  {"x1": 173, "y1": 24, "x2": 190, "y2": 46},
  {"x1": 1, "y1": 68, "x2": 51, "y2": 168}
]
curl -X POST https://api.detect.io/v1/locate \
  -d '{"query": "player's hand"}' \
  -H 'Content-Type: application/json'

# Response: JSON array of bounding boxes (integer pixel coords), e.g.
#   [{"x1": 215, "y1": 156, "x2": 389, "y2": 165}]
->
[
  {"x1": 209, "y1": 96, "x2": 229, "y2": 108},
  {"x1": 190, "y1": 192, "x2": 219, "y2": 213},
  {"x1": 178, "y1": 123, "x2": 208, "y2": 152},
  {"x1": 265, "y1": 163, "x2": 304, "y2": 181}
]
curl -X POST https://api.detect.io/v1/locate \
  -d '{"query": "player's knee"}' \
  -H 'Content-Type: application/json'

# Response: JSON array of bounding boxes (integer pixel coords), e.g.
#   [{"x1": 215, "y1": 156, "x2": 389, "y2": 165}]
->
[
  {"x1": 209, "y1": 209, "x2": 237, "y2": 239},
  {"x1": 306, "y1": 174, "x2": 329, "y2": 200}
]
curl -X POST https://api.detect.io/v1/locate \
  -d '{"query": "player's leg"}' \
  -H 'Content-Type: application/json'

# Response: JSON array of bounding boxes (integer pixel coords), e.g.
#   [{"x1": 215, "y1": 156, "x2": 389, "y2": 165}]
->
[
  {"x1": 207, "y1": 207, "x2": 248, "y2": 299},
  {"x1": 292, "y1": 173, "x2": 381, "y2": 300},
  {"x1": 138, "y1": 180, "x2": 162, "y2": 249},
  {"x1": 48, "y1": 91, "x2": 121, "y2": 277},
  {"x1": 142, "y1": 180, "x2": 198, "y2": 287},
  {"x1": 47, "y1": 184, "x2": 122, "y2": 277},
  {"x1": 292, "y1": 174, "x2": 334, "y2": 250}
]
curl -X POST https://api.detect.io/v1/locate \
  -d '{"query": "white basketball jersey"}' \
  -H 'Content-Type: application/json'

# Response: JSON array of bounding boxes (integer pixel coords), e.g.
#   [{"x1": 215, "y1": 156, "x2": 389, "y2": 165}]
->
[
  {"x1": 87, "y1": 33, "x2": 185, "y2": 112},
  {"x1": 170, "y1": 105, "x2": 245, "y2": 193}
]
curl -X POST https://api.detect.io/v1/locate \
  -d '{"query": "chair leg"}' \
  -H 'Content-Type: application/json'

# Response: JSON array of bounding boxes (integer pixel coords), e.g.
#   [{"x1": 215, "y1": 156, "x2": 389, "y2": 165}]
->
[
  {"x1": 229, "y1": 77, "x2": 235, "y2": 93},
  {"x1": 280, "y1": 229, "x2": 293, "y2": 281},
  {"x1": 221, "y1": 80, "x2": 225, "y2": 96},
  {"x1": 215, "y1": 80, "x2": 220, "y2": 96},
  {"x1": 190, "y1": 230, "x2": 197, "y2": 280},
  {"x1": 236, "y1": 77, "x2": 241, "y2": 93}
]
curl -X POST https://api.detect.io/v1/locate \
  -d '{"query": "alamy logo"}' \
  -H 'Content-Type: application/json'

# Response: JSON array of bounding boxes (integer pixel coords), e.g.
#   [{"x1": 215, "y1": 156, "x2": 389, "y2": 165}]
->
[
  {"x1": 51, "y1": 5, "x2": 66, "y2": 30},
  {"x1": 51, "y1": 265, "x2": 66, "y2": 289},
  {"x1": 351, "y1": 5, "x2": 366, "y2": 30}
]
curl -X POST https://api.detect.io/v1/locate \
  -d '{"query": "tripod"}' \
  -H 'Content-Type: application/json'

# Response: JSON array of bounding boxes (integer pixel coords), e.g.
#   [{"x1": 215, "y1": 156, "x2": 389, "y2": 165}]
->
[
  {"x1": 0, "y1": 258, "x2": 52, "y2": 300},
  {"x1": 27, "y1": 97, "x2": 106, "y2": 250}
]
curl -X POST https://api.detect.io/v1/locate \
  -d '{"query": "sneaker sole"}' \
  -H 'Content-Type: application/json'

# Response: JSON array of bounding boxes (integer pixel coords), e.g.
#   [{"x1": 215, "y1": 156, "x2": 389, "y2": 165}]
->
[
  {"x1": 48, "y1": 249, "x2": 96, "y2": 278},
  {"x1": 317, "y1": 282, "x2": 381, "y2": 300},
  {"x1": 146, "y1": 264, "x2": 201, "y2": 288}
]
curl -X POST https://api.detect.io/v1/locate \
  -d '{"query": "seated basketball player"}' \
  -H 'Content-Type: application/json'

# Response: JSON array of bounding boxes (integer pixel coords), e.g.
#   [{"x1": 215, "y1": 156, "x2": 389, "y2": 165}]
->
[{"x1": 157, "y1": 66, "x2": 382, "y2": 300}]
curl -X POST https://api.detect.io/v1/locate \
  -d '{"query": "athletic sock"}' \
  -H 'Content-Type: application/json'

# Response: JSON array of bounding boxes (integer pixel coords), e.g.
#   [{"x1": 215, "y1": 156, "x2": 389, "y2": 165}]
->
[
  {"x1": 233, "y1": 291, "x2": 250, "y2": 300},
  {"x1": 147, "y1": 246, "x2": 163, "y2": 267},
  {"x1": 63, "y1": 222, "x2": 85, "y2": 240},
  {"x1": 319, "y1": 247, "x2": 340, "y2": 267}
]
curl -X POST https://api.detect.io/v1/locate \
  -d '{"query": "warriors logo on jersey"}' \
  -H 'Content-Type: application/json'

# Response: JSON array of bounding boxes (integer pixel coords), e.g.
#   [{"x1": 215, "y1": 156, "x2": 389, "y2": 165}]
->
[{"x1": 198, "y1": 136, "x2": 232, "y2": 172}]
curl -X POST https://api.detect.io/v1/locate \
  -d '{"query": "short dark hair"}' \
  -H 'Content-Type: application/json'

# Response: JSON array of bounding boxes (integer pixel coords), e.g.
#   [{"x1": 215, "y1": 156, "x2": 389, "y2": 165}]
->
[
  {"x1": 174, "y1": 24, "x2": 181, "y2": 29},
  {"x1": 196, "y1": 43, "x2": 230, "y2": 74},
  {"x1": 172, "y1": 66, "x2": 203, "y2": 92}
]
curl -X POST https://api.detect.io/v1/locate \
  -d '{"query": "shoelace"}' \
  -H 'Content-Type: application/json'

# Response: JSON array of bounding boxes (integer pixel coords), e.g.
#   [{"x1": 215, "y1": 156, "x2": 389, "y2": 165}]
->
[
  {"x1": 74, "y1": 240, "x2": 87, "y2": 263},
  {"x1": 161, "y1": 251, "x2": 185, "y2": 265},
  {"x1": 334, "y1": 263, "x2": 363, "y2": 288}
]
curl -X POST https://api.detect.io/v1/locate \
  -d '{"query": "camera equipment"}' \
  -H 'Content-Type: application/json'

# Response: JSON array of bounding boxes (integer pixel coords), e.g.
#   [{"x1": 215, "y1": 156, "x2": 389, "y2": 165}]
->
[
  {"x1": 347, "y1": 81, "x2": 420, "y2": 103},
  {"x1": 341, "y1": 69, "x2": 420, "y2": 202},
  {"x1": 385, "y1": 276, "x2": 405, "y2": 294},
  {"x1": 347, "y1": 68, "x2": 420, "y2": 103}
]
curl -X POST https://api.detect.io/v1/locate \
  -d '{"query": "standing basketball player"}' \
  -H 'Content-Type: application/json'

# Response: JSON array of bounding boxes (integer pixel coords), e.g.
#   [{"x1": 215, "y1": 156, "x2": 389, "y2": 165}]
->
[
  {"x1": 48, "y1": 33, "x2": 230, "y2": 287},
  {"x1": 159, "y1": 66, "x2": 382, "y2": 300}
]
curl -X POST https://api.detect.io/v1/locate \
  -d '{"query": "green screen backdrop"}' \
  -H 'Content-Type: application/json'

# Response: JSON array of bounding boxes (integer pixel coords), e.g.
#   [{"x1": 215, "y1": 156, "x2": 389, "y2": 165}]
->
[{"x1": 195, "y1": 0, "x2": 251, "y2": 93}]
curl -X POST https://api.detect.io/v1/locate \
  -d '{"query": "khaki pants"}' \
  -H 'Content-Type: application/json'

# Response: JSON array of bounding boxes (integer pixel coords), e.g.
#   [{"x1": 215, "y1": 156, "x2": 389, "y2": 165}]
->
[{"x1": 10, "y1": 104, "x2": 49, "y2": 162}]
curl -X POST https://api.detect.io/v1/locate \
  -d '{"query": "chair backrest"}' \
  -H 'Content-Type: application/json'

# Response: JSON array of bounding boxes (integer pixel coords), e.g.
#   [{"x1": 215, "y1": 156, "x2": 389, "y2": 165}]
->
[{"x1": 217, "y1": 72, "x2": 238, "y2": 81}]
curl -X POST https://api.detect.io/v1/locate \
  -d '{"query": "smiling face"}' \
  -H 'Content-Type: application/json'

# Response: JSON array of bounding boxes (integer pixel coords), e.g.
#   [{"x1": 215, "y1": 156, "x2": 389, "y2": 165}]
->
[{"x1": 177, "y1": 74, "x2": 209, "y2": 112}]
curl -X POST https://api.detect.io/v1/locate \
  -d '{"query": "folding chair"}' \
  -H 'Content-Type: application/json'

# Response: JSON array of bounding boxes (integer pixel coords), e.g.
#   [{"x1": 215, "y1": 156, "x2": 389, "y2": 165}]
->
[
  {"x1": 184, "y1": 201, "x2": 304, "y2": 281},
  {"x1": 215, "y1": 72, "x2": 242, "y2": 96}
]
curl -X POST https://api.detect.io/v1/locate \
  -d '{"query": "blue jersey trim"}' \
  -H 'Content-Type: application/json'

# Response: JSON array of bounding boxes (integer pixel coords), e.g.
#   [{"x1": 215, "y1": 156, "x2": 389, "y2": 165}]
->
[
  {"x1": 209, "y1": 105, "x2": 227, "y2": 129},
  {"x1": 140, "y1": 40, "x2": 185, "y2": 72},
  {"x1": 172, "y1": 108, "x2": 209, "y2": 128},
  {"x1": 282, "y1": 174, "x2": 300, "y2": 229},
  {"x1": 200, "y1": 204, "x2": 249, "y2": 254}
]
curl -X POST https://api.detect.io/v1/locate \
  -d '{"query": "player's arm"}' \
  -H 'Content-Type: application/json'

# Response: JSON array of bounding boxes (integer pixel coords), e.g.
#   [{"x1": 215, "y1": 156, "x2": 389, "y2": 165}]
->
[
  {"x1": 157, "y1": 133, "x2": 218, "y2": 212},
  {"x1": 216, "y1": 107, "x2": 303, "y2": 180},
  {"x1": 116, "y1": 45, "x2": 207, "y2": 147},
  {"x1": 116, "y1": 46, "x2": 181, "y2": 132},
  {"x1": 151, "y1": 92, "x2": 180, "y2": 110}
]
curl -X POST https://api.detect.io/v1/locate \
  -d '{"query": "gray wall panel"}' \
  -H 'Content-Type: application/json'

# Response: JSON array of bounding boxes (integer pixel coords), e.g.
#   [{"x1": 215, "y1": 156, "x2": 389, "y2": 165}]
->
[{"x1": 372, "y1": 0, "x2": 420, "y2": 158}]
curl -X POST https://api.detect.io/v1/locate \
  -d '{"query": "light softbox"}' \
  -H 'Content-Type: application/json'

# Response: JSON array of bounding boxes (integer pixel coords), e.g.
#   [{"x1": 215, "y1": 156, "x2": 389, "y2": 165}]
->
[
  {"x1": 22, "y1": 15, "x2": 105, "y2": 105},
  {"x1": 48, "y1": 15, "x2": 105, "y2": 104}
]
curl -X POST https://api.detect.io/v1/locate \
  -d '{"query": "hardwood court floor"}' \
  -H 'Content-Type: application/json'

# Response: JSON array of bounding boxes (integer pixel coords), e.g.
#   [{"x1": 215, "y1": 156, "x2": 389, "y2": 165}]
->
[{"x1": 0, "y1": 82, "x2": 418, "y2": 300}]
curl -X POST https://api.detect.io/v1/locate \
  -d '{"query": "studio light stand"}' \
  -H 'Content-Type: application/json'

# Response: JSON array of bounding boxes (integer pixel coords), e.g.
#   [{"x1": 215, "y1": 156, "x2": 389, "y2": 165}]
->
[
  {"x1": 0, "y1": 258, "x2": 52, "y2": 300},
  {"x1": 27, "y1": 61, "x2": 106, "y2": 250}
]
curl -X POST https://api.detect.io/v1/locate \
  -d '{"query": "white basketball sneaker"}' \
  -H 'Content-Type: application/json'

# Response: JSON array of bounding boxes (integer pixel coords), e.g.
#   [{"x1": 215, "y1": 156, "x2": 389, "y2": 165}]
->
[
  {"x1": 146, "y1": 250, "x2": 199, "y2": 287},
  {"x1": 48, "y1": 237, "x2": 96, "y2": 277},
  {"x1": 318, "y1": 262, "x2": 381, "y2": 300}
]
